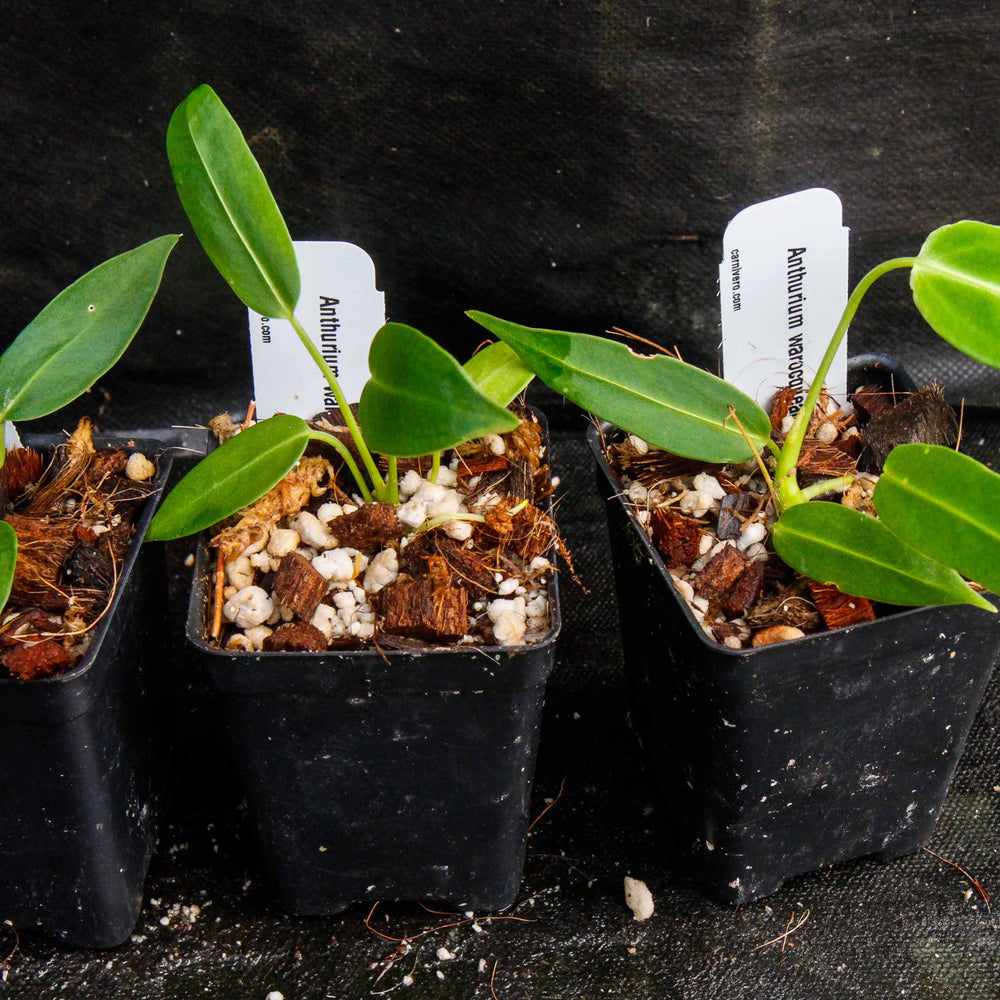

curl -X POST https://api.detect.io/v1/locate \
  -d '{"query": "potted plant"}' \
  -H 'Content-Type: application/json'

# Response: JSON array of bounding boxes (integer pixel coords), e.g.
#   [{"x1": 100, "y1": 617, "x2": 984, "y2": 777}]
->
[
  {"x1": 466, "y1": 221, "x2": 1000, "y2": 903},
  {"x1": 148, "y1": 86, "x2": 561, "y2": 914},
  {"x1": 0, "y1": 235, "x2": 178, "y2": 946}
]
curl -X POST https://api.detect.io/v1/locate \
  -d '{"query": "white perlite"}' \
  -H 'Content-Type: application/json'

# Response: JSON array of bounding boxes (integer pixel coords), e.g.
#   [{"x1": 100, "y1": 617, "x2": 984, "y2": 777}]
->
[
  {"x1": 624, "y1": 876, "x2": 654, "y2": 921},
  {"x1": 219, "y1": 461, "x2": 552, "y2": 650}
]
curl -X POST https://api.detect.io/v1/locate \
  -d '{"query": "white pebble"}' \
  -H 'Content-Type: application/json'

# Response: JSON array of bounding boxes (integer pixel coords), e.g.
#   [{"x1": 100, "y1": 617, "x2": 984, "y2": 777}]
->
[
  {"x1": 626, "y1": 434, "x2": 649, "y2": 455},
  {"x1": 266, "y1": 992, "x2": 284, "y2": 1000},
  {"x1": 737, "y1": 521, "x2": 767, "y2": 551},
  {"x1": 488, "y1": 597, "x2": 527, "y2": 646},
  {"x1": 125, "y1": 452, "x2": 156, "y2": 482},
  {"x1": 316, "y1": 502, "x2": 344, "y2": 523},
  {"x1": 670, "y1": 574, "x2": 695, "y2": 602},
  {"x1": 679, "y1": 491, "x2": 714, "y2": 517},
  {"x1": 627, "y1": 482, "x2": 648, "y2": 503},
  {"x1": 244, "y1": 625, "x2": 273, "y2": 652},
  {"x1": 497, "y1": 577, "x2": 520, "y2": 596},
  {"x1": 433, "y1": 465, "x2": 458, "y2": 487},
  {"x1": 267, "y1": 528, "x2": 300, "y2": 558},
  {"x1": 815, "y1": 421, "x2": 838, "y2": 443},
  {"x1": 692, "y1": 472, "x2": 727, "y2": 500},
  {"x1": 396, "y1": 498, "x2": 427, "y2": 530},
  {"x1": 399, "y1": 469, "x2": 424, "y2": 498},
  {"x1": 443, "y1": 519, "x2": 474, "y2": 541},
  {"x1": 485, "y1": 433, "x2": 507, "y2": 456},
  {"x1": 525, "y1": 595, "x2": 548, "y2": 619},
  {"x1": 363, "y1": 549, "x2": 399, "y2": 594},
  {"x1": 624, "y1": 876, "x2": 654, "y2": 921},
  {"x1": 291, "y1": 511, "x2": 335, "y2": 550},
  {"x1": 223, "y1": 587, "x2": 274, "y2": 629},
  {"x1": 226, "y1": 555, "x2": 253, "y2": 591},
  {"x1": 312, "y1": 548, "x2": 355, "y2": 582},
  {"x1": 436, "y1": 947, "x2": 455, "y2": 961},
  {"x1": 311, "y1": 604, "x2": 346, "y2": 640}
]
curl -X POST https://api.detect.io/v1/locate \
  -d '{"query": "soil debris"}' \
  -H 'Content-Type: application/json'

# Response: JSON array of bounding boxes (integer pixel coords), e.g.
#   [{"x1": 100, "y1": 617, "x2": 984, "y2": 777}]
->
[
  {"x1": 208, "y1": 412, "x2": 559, "y2": 651},
  {"x1": 607, "y1": 380, "x2": 958, "y2": 648},
  {"x1": 1, "y1": 417, "x2": 159, "y2": 679}
]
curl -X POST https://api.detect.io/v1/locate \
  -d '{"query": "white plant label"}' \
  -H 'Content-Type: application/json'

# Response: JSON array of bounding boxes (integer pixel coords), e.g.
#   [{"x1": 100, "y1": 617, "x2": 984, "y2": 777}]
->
[
  {"x1": 248, "y1": 241, "x2": 385, "y2": 419},
  {"x1": 720, "y1": 188, "x2": 849, "y2": 415},
  {"x1": 4, "y1": 423, "x2": 23, "y2": 450}
]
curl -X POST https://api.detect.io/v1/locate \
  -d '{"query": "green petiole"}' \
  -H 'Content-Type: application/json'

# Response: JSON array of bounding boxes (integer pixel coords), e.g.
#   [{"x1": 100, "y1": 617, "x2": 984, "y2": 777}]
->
[{"x1": 775, "y1": 257, "x2": 915, "y2": 510}]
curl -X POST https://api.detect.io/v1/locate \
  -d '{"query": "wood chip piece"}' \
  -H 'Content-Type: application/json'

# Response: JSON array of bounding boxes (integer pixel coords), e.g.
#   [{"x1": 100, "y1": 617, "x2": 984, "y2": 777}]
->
[
  {"x1": 694, "y1": 544, "x2": 749, "y2": 600},
  {"x1": 722, "y1": 559, "x2": 767, "y2": 619},
  {"x1": 650, "y1": 507, "x2": 703, "y2": 568},
  {"x1": 327, "y1": 503, "x2": 401, "y2": 549},
  {"x1": 273, "y1": 551, "x2": 329, "y2": 621},
  {"x1": 808, "y1": 580, "x2": 876, "y2": 630},
  {"x1": 2, "y1": 640, "x2": 75, "y2": 680},
  {"x1": 376, "y1": 574, "x2": 468, "y2": 641},
  {"x1": 262, "y1": 622, "x2": 329, "y2": 652}
]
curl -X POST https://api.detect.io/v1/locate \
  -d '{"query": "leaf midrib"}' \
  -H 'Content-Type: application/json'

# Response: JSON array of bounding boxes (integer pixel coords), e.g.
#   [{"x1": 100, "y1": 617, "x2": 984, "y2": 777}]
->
[
  {"x1": 530, "y1": 342, "x2": 766, "y2": 443},
  {"x1": 916, "y1": 257, "x2": 1000, "y2": 297},
  {"x1": 882, "y1": 470, "x2": 1000, "y2": 545},
  {"x1": 186, "y1": 104, "x2": 296, "y2": 320}
]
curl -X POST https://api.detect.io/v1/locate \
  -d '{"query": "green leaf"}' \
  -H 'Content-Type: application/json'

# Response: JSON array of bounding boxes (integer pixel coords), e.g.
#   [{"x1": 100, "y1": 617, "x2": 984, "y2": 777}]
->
[
  {"x1": 874, "y1": 443, "x2": 1000, "y2": 597},
  {"x1": 0, "y1": 235, "x2": 179, "y2": 423},
  {"x1": 463, "y1": 340, "x2": 534, "y2": 406},
  {"x1": 359, "y1": 323, "x2": 520, "y2": 457},
  {"x1": 147, "y1": 414, "x2": 311, "y2": 541},
  {"x1": 167, "y1": 84, "x2": 300, "y2": 318},
  {"x1": 772, "y1": 501, "x2": 994, "y2": 611},
  {"x1": 911, "y1": 221, "x2": 1000, "y2": 369},
  {"x1": 466, "y1": 311, "x2": 771, "y2": 463},
  {"x1": 0, "y1": 520, "x2": 17, "y2": 612}
]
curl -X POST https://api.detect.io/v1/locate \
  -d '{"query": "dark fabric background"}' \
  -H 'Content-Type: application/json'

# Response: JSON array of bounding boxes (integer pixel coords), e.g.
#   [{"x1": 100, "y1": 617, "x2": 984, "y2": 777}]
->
[{"x1": 4, "y1": 1, "x2": 1000, "y2": 428}]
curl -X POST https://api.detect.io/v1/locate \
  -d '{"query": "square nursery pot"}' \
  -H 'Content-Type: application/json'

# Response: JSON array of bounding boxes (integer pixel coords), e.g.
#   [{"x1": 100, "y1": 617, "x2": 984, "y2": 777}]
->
[
  {"x1": 589, "y1": 423, "x2": 1000, "y2": 905},
  {"x1": 0, "y1": 434, "x2": 172, "y2": 947},
  {"x1": 187, "y1": 461, "x2": 562, "y2": 915}
]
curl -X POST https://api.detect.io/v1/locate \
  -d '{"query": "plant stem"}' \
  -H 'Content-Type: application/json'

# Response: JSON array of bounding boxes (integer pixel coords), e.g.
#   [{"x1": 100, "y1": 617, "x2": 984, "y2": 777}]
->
[
  {"x1": 287, "y1": 312, "x2": 385, "y2": 495},
  {"x1": 774, "y1": 257, "x2": 915, "y2": 509},
  {"x1": 429, "y1": 451, "x2": 441, "y2": 484},
  {"x1": 413, "y1": 511, "x2": 486, "y2": 535},
  {"x1": 385, "y1": 455, "x2": 399, "y2": 504},
  {"x1": 308, "y1": 430, "x2": 373, "y2": 503},
  {"x1": 797, "y1": 474, "x2": 855, "y2": 503}
]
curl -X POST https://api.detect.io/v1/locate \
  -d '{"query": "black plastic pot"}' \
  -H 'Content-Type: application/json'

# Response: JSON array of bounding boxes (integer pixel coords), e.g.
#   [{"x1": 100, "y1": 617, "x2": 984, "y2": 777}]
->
[
  {"x1": 0, "y1": 435, "x2": 172, "y2": 948},
  {"x1": 589, "y1": 424, "x2": 1000, "y2": 905},
  {"x1": 187, "y1": 483, "x2": 561, "y2": 915}
]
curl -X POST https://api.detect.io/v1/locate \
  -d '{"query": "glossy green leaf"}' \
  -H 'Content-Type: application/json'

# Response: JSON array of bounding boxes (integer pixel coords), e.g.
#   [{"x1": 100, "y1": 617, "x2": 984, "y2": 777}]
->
[
  {"x1": 0, "y1": 235, "x2": 179, "y2": 423},
  {"x1": 463, "y1": 340, "x2": 534, "y2": 406},
  {"x1": 147, "y1": 414, "x2": 311, "y2": 541},
  {"x1": 359, "y1": 323, "x2": 520, "y2": 457},
  {"x1": 874, "y1": 443, "x2": 1000, "y2": 596},
  {"x1": 167, "y1": 84, "x2": 299, "y2": 318},
  {"x1": 0, "y1": 520, "x2": 17, "y2": 612},
  {"x1": 466, "y1": 311, "x2": 771, "y2": 463},
  {"x1": 773, "y1": 501, "x2": 994, "y2": 611},
  {"x1": 911, "y1": 221, "x2": 1000, "y2": 370}
]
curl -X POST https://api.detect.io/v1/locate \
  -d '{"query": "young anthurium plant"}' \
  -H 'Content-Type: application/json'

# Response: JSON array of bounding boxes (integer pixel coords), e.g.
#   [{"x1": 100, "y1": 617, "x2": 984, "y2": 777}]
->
[
  {"x1": 148, "y1": 85, "x2": 531, "y2": 543},
  {"x1": 0, "y1": 235, "x2": 180, "y2": 610},
  {"x1": 468, "y1": 219, "x2": 1000, "y2": 613}
]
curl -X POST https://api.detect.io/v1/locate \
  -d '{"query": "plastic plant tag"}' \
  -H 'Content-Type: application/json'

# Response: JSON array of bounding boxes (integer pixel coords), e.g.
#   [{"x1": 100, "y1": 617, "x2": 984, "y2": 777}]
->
[
  {"x1": 720, "y1": 188, "x2": 849, "y2": 415},
  {"x1": 4, "y1": 423, "x2": 23, "y2": 450},
  {"x1": 248, "y1": 241, "x2": 385, "y2": 419}
]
